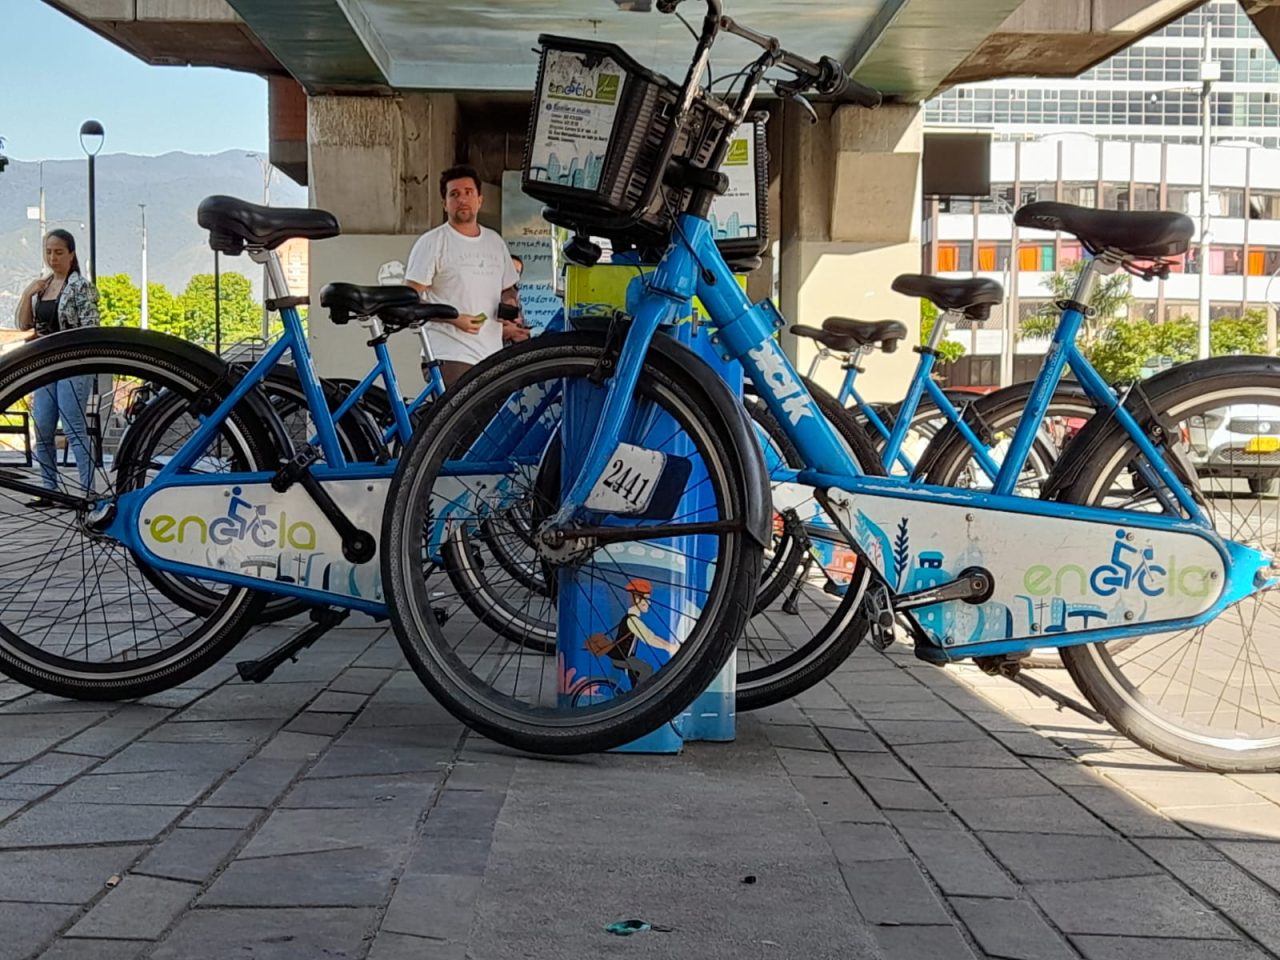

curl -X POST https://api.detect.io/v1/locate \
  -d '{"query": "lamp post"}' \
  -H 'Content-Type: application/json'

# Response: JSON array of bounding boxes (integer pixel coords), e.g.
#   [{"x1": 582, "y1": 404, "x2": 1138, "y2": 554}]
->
[
  {"x1": 79, "y1": 120, "x2": 105, "y2": 283},
  {"x1": 1197, "y1": 25, "x2": 1219, "y2": 360},
  {"x1": 139, "y1": 203, "x2": 149, "y2": 330}
]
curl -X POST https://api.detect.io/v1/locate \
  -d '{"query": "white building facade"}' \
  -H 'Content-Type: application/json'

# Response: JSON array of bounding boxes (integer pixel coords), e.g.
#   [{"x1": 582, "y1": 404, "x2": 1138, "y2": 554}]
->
[{"x1": 921, "y1": 0, "x2": 1280, "y2": 384}]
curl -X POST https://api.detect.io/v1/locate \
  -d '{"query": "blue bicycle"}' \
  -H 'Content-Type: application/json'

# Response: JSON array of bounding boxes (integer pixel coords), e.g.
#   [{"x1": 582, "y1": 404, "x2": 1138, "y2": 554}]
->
[{"x1": 384, "y1": 0, "x2": 1280, "y2": 769}]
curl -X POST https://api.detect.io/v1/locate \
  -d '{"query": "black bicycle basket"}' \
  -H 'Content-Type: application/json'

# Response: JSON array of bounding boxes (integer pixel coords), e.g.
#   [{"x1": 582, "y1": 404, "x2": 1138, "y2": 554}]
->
[{"x1": 522, "y1": 36, "x2": 717, "y2": 245}]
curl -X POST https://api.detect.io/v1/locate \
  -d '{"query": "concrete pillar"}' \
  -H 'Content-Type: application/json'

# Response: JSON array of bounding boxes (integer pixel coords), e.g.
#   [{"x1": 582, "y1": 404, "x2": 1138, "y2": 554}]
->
[
  {"x1": 305, "y1": 93, "x2": 459, "y2": 382},
  {"x1": 779, "y1": 101, "x2": 922, "y2": 401},
  {"x1": 307, "y1": 93, "x2": 457, "y2": 235}
]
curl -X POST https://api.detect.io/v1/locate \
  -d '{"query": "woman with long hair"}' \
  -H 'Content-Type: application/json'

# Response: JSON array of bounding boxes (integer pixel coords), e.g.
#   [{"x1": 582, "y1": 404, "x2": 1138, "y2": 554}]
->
[{"x1": 15, "y1": 229, "x2": 100, "y2": 505}]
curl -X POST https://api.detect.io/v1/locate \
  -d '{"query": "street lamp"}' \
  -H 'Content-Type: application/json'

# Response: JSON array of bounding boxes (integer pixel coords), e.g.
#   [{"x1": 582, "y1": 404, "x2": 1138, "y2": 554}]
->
[
  {"x1": 1197, "y1": 27, "x2": 1218, "y2": 360},
  {"x1": 79, "y1": 120, "x2": 105, "y2": 283},
  {"x1": 139, "y1": 203, "x2": 148, "y2": 330}
]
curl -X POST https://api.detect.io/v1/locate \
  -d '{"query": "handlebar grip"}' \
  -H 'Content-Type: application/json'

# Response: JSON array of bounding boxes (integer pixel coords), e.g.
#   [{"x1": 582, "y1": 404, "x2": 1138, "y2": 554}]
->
[
  {"x1": 815, "y1": 56, "x2": 882, "y2": 107},
  {"x1": 843, "y1": 76, "x2": 883, "y2": 109}
]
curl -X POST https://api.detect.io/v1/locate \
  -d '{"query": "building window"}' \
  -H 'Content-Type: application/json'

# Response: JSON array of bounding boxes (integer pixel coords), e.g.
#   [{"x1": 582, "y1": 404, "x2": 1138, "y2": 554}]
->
[
  {"x1": 1018, "y1": 243, "x2": 1054, "y2": 272},
  {"x1": 1212, "y1": 246, "x2": 1244, "y2": 275},
  {"x1": 1250, "y1": 191, "x2": 1280, "y2": 220},
  {"x1": 1061, "y1": 183, "x2": 1097, "y2": 207},
  {"x1": 1218, "y1": 189, "x2": 1245, "y2": 218},
  {"x1": 1060, "y1": 242, "x2": 1084, "y2": 265},
  {"x1": 1132, "y1": 185, "x2": 1160, "y2": 211},
  {"x1": 1018, "y1": 301, "x2": 1047, "y2": 322},
  {"x1": 1248, "y1": 248, "x2": 1280, "y2": 276},
  {"x1": 1103, "y1": 185, "x2": 1129, "y2": 210},
  {"x1": 1166, "y1": 188, "x2": 1192, "y2": 214},
  {"x1": 977, "y1": 243, "x2": 1011, "y2": 272},
  {"x1": 978, "y1": 184, "x2": 1015, "y2": 214},
  {"x1": 937, "y1": 242, "x2": 972, "y2": 272}
]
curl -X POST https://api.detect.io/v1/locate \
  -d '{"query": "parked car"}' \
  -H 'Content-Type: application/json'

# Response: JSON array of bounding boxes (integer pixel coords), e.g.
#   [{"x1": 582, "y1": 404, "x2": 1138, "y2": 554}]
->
[{"x1": 1185, "y1": 403, "x2": 1280, "y2": 496}]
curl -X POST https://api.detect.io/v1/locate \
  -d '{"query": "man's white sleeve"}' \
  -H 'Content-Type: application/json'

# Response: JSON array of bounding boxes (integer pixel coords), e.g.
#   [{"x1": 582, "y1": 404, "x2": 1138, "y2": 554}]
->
[{"x1": 405, "y1": 231, "x2": 439, "y2": 287}]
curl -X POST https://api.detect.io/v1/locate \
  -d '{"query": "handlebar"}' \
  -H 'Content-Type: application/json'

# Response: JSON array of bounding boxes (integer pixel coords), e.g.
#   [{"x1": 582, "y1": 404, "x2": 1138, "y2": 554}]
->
[{"x1": 716, "y1": 13, "x2": 882, "y2": 108}]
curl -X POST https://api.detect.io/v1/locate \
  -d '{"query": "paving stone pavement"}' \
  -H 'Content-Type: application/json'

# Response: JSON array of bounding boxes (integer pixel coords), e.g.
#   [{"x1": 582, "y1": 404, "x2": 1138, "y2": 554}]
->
[{"x1": 2, "y1": 620, "x2": 1280, "y2": 959}]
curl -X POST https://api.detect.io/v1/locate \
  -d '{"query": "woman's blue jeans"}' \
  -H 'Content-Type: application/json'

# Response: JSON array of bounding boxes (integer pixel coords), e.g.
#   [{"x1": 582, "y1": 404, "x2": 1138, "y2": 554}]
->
[{"x1": 32, "y1": 375, "x2": 95, "y2": 493}]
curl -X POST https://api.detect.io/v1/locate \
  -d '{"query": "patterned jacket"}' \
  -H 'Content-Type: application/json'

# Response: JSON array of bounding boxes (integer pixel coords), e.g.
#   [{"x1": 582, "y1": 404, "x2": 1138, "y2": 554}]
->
[{"x1": 27, "y1": 272, "x2": 100, "y2": 334}]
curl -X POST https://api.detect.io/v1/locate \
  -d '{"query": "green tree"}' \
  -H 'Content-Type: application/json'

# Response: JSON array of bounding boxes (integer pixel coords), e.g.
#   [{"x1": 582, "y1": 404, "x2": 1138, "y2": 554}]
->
[
  {"x1": 1210, "y1": 308, "x2": 1267, "y2": 356},
  {"x1": 1079, "y1": 310, "x2": 1271, "y2": 385},
  {"x1": 146, "y1": 283, "x2": 183, "y2": 333},
  {"x1": 162, "y1": 272, "x2": 261, "y2": 345},
  {"x1": 1020, "y1": 260, "x2": 1134, "y2": 350},
  {"x1": 96, "y1": 274, "x2": 141, "y2": 327},
  {"x1": 920, "y1": 298, "x2": 966, "y2": 364}
]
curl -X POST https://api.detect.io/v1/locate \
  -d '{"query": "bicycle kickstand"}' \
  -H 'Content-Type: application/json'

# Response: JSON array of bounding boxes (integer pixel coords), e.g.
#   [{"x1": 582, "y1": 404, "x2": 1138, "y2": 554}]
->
[{"x1": 236, "y1": 607, "x2": 350, "y2": 683}]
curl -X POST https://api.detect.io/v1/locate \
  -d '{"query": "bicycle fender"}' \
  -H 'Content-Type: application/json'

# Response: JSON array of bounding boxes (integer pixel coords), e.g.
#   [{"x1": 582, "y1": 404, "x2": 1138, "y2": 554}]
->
[{"x1": 1041, "y1": 355, "x2": 1280, "y2": 502}]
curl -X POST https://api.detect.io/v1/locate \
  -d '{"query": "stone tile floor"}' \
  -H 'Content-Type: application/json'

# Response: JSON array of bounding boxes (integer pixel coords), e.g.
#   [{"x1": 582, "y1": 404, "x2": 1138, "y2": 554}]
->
[{"x1": 1, "y1": 618, "x2": 1280, "y2": 959}]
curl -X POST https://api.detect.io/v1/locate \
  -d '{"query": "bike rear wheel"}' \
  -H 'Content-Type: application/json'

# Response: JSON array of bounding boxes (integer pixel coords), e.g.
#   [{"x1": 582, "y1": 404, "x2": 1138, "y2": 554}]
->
[
  {"x1": 0, "y1": 331, "x2": 272, "y2": 699},
  {"x1": 1055, "y1": 360, "x2": 1280, "y2": 771}
]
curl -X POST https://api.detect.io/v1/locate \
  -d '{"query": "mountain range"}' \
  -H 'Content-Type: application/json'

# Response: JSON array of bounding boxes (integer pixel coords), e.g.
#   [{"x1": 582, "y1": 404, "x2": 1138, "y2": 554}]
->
[{"x1": 0, "y1": 151, "x2": 307, "y2": 318}]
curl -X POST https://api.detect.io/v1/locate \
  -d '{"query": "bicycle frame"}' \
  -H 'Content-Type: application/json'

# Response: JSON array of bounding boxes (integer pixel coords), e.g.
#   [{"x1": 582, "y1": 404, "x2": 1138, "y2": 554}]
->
[{"x1": 549, "y1": 211, "x2": 1270, "y2": 657}]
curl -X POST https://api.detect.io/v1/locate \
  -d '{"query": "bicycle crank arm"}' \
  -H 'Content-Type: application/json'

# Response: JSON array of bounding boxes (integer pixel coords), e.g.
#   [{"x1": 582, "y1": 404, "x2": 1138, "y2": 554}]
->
[{"x1": 895, "y1": 566, "x2": 993, "y2": 611}]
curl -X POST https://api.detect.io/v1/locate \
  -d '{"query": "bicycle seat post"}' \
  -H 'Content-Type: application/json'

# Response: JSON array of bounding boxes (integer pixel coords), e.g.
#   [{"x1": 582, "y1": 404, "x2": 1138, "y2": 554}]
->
[{"x1": 247, "y1": 246, "x2": 291, "y2": 305}]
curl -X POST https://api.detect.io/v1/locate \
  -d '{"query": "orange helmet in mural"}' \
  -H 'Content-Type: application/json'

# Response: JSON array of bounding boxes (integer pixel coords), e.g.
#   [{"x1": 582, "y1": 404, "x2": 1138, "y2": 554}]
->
[{"x1": 623, "y1": 578, "x2": 653, "y2": 597}]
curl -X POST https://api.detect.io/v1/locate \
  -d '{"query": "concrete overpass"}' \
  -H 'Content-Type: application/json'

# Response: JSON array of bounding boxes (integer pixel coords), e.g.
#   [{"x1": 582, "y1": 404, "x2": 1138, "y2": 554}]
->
[{"x1": 42, "y1": 0, "x2": 1278, "y2": 392}]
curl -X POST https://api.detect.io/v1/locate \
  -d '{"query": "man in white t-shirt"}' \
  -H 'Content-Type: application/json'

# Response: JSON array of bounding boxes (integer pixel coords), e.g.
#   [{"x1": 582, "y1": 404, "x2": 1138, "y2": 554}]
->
[{"x1": 405, "y1": 165, "x2": 528, "y2": 389}]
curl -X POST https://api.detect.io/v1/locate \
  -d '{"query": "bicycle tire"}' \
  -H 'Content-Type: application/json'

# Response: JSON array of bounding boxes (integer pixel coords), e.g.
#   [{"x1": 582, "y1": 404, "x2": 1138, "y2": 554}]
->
[
  {"x1": 1053, "y1": 357, "x2": 1280, "y2": 771},
  {"x1": 382, "y1": 332, "x2": 762, "y2": 754},
  {"x1": 916, "y1": 380, "x2": 1096, "y2": 493},
  {"x1": 737, "y1": 378, "x2": 887, "y2": 712},
  {"x1": 0, "y1": 329, "x2": 273, "y2": 699}
]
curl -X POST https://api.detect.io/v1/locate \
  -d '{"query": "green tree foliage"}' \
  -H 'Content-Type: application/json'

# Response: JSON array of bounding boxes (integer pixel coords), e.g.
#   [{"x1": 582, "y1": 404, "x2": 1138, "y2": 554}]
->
[
  {"x1": 93, "y1": 273, "x2": 255, "y2": 343},
  {"x1": 174, "y1": 273, "x2": 263, "y2": 344},
  {"x1": 1020, "y1": 263, "x2": 1275, "y2": 383},
  {"x1": 96, "y1": 274, "x2": 141, "y2": 327},
  {"x1": 1210, "y1": 308, "x2": 1267, "y2": 356},
  {"x1": 1084, "y1": 310, "x2": 1271, "y2": 383},
  {"x1": 920, "y1": 298, "x2": 966, "y2": 364}
]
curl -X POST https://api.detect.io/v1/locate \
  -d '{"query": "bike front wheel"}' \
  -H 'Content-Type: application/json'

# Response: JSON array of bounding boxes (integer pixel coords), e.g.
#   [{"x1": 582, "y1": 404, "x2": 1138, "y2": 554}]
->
[{"x1": 382, "y1": 333, "x2": 762, "y2": 754}]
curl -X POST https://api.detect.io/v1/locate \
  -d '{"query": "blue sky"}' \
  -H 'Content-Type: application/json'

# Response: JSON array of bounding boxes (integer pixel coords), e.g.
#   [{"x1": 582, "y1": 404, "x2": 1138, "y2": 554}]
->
[{"x1": 1, "y1": 0, "x2": 268, "y2": 160}]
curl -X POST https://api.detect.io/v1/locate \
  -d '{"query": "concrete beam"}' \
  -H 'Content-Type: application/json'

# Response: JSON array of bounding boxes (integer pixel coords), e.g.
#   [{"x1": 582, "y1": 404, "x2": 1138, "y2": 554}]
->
[
  {"x1": 43, "y1": 0, "x2": 282, "y2": 74},
  {"x1": 941, "y1": 0, "x2": 1204, "y2": 87},
  {"x1": 221, "y1": 0, "x2": 388, "y2": 94}
]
